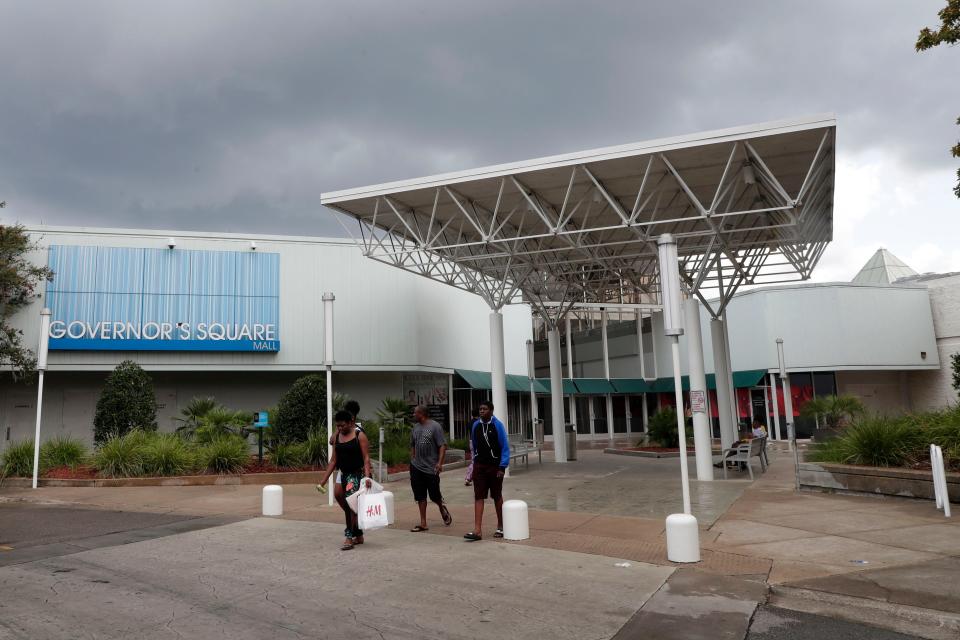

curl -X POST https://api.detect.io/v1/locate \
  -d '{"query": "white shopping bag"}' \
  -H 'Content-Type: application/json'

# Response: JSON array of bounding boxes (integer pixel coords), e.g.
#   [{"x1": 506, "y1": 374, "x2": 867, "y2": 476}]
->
[
  {"x1": 357, "y1": 492, "x2": 389, "y2": 531},
  {"x1": 346, "y1": 477, "x2": 383, "y2": 513}
]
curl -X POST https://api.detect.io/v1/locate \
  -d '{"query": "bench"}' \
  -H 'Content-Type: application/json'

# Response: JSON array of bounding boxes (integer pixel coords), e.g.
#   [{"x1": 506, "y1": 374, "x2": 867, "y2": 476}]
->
[
  {"x1": 507, "y1": 433, "x2": 543, "y2": 469},
  {"x1": 720, "y1": 437, "x2": 767, "y2": 480}
]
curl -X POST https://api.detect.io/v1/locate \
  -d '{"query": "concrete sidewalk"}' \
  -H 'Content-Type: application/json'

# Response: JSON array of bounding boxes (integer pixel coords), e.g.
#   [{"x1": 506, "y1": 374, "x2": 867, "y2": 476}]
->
[{"x1": 3, "y1": 446, "x2": 958, "y2": 638}]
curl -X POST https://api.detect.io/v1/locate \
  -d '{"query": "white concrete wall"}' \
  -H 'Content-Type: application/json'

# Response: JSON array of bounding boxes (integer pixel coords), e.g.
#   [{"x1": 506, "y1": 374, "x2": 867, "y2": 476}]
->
[
  {"x1": 13, "y1": 226, "x2": 532, "y2": 375},
  {"x1": 557, "y1": 282, "x2": 939, "y2": 380},
  {"x1": 908, "y1": 273, "x2": 960, "y2": 409},
  {"x1": 836, "y1": 370, "x2": 909, "y2": 416}
]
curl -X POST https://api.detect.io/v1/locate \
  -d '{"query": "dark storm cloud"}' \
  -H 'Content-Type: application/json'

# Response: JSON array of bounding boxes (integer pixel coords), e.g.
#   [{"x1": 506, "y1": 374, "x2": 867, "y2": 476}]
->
[{"x1": 0, "y1": 0, "x2": 956, "y2": 236}]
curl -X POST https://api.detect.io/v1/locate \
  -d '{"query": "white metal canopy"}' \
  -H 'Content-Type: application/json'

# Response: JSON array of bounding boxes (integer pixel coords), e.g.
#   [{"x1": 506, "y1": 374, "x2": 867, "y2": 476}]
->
[{"x1": 321, "y1": 114, "x2": 835, "y2": 319}]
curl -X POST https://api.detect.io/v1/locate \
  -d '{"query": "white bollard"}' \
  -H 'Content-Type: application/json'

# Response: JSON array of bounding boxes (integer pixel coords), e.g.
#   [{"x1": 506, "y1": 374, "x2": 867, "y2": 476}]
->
[
  {"x1": 665, "y1": 513, "x2": 700, "y2": 563},
  {"x1": 382, "y1": 490, "x2": 395, "y2": 525},
  {"x1": 502, "y1": 499, "x2": 529, "y2": 540},
  {"x1": 262, "y1": 485, "x2": 283, "y2": 516}
]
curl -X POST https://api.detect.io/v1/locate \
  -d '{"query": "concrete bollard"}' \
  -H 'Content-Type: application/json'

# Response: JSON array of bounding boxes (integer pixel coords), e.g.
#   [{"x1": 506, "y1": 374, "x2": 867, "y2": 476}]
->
[
  {"x1": 382, "y1": 491, "x2": 395, "y2": 524},
  {"x1": 262, "y1": 485, "x2": 283, "y2": 516},
  {"x1": 665, "y1": 513, "x2": 700, "y2": 563},
  {"x1": 502, "y1": 499, "x2": 529, "y2": 540}
]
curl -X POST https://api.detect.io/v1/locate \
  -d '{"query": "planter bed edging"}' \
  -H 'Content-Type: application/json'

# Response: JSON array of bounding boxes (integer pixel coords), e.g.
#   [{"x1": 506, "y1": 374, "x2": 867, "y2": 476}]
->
[
  {"x1": 798, "y1": 461, "x2": 960, "y2": 501},
  {"x1": 1, "y1": 459, "x2": 470, "y2": 488}
]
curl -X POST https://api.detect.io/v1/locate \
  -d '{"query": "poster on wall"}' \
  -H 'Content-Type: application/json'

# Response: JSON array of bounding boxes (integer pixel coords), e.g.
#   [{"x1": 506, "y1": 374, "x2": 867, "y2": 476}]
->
[{"x1": 401, "y1": 373, "x2": 450, "y2": 430}]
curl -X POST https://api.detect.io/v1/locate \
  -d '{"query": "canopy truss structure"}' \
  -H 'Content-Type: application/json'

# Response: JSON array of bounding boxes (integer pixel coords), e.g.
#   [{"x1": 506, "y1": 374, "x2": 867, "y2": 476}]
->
[{"x1": 322, "y1": 115, "x2": 836, "y2": 322}]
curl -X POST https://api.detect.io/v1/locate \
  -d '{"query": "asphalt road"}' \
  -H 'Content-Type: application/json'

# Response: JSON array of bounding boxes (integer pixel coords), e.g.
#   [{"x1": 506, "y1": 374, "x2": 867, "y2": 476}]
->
[
  {"x1": 0, "y1": 502, "x2": 243, "y2": 566},
  {"x1": 748, "y1": 606, "x2": 924, "y2": 640}
]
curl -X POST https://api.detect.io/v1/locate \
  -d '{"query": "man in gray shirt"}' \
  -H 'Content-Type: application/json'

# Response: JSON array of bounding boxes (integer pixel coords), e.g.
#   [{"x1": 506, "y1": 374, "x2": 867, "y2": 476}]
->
[{"x1": 409, "y1": 405, "x2": 452, "y2": 531}]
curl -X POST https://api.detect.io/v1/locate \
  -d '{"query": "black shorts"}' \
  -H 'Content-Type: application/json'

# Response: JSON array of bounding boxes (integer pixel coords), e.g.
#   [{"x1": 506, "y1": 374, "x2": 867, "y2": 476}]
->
[
  {"x1": 472, "y1": 463, "x2": 504, "y2": 501},
  {"x1": 410, "y1": 466, "x2": 443, "y2": 503}
]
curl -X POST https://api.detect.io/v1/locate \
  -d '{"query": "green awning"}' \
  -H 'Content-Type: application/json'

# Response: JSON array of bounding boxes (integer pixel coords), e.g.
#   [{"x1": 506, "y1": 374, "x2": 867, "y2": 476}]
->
[
  {"x1": 573, "y1": 378, "x2": 616, "y2": 394},
  {"x1": 611, "y1": 379, "x2": 653, "y2": 393},
  {"x1": 535, "y1": 378, "x2": 578, "y2": 394},
  {"x1": 507, "y1": 374, "x2": 548, "y2": 393},
  {"x1": 732, "y1": 369, "x2": 767, "y2": 388},
  {"x1": 456, "y1": 369, "x2": 491, "y2": 389},
  {"x1": 456, "y1": 369, "x2": 549, "y2": 394}
]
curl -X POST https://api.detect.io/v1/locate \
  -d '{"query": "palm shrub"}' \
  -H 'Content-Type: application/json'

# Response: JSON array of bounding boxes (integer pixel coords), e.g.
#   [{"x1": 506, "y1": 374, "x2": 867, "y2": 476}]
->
[
  {"x1": 193, "y1": 407, "x2": 250, "y2": 443},
  {"x1": 1, "y1": 439, "x2": 35, "y2": 478},
  {"x1": 93, "y1": 430, "x2": 146, "y2": 478},
  {"x1": 646, "y1": 409, "x2": 680, "y2": 448},
  {"x1": 376, "y1": 397, "x2": 412, "y2": 442},
  {"x1": 174, "y1": 396, "x2": 219, "y2": 437},
  {"x1": 800, "y1": 395, "x2": 866, "y2": 429},
  {"x1": 93, "y1": 360, "x2": 158, "y2": 443},
  {"x1": 197, "y1": 435, "x2": 249, "y2": 474},
  {"x1": 141, "y1": 433, "x2": 195, "y2": 476},
  {"x1": 273, "y1": 374, "x2": 326, "y2": 443},
  {"x1": 40, "y1": 435, "x2": 88, "y2": 470}
]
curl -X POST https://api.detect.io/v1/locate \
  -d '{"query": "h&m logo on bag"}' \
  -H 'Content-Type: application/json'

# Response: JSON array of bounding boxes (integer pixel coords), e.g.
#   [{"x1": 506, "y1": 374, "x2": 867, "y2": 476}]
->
[{"x1": 365, "y1": 504, "x2": 382, "y2": 518}]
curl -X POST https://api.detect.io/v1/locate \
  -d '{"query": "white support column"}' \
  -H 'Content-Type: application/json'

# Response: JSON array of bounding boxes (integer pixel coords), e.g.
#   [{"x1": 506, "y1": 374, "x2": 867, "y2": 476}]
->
[
  {"x1": 526, "y1": 340, "x2": 540, "y2": 444},
  {"x1": 448, "y1": 373, "x2": 455, "y2": 441},
  {"x1": 625, "y1": 398, "x2": 633, "y2": 435},
  {"x1": 770, "y1": 372, "x2": 782, "y2": 441},
  {"x1": 490, "y1": 309, "x2": 508, "y2": 431},
  {"x1": 602, "y1": 309, "x2": 614, "y2": 441},
  {"x1": 588, "y1": 397, "x2": 596, "y2": 435},
  {"x1": 777, "y1": 339, "x2": 796, "y2": 446},
  {"x1": 548, "y1": 327, "x2": 567, "y2": 463},
  {"x1": 323, "y1": 293, "x2": 336, "y2": 507},
  {"x1": 722, "y1": 312, "x2": 738, "y2": 434},
  {"x1": 763, "y1": 383, "x2": 772, "y2": 434},
  {"x1": 641, "y1": 394, "x2": 649, "y2": 433},
  {"x1": 684, "y1": 298, "x2": 713, "y2": 481},
  {"x1": 637, "y1": 310, "x2": 646, "y2": 379},
  {"x1": 565, "y1": 317, "x2": 576, "y2": 434},
  {"x1": 31, "y1": 308, "x2": 51, "y2": 490},
  {"x1": 711, "y1": 318, "x2": 736, "y2": 452}
]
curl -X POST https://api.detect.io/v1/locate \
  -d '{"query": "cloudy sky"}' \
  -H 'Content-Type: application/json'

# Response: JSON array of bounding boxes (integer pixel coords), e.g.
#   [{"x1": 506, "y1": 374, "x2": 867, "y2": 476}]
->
[{"x1": 1, "y1": 1, "x2": 958, "y2": 282}]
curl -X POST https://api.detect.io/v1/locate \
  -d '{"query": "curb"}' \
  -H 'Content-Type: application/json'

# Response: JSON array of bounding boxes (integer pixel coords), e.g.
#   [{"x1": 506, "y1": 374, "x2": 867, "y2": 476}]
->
[{"x1": 769, "y1": 585, "x2": 960, "y2": 640}]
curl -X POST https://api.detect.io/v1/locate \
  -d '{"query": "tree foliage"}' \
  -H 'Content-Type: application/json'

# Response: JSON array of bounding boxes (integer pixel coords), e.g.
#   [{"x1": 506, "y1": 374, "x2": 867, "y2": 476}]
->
[
  {"x1": 917, "y1": 0, "x2": 960, "y2": 198},
  {"x1": 272, "y1": 374, "x2": 327, "y2": 443},
  {"x1": 93, "y1": 360, "x2": 159, "y2": 443},
  {"x1": 0, "y1": 224, "x2": 54, "y2": 380}
]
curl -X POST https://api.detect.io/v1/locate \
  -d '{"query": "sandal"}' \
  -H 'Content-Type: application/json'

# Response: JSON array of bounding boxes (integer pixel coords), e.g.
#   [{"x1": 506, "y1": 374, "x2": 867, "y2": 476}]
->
[
  {"x1": 493, "y1": 529, "x2": 504, "y2": 538},
  {"x1": 410, "y1": 525, "x2": 429, "y2": 532},
  {"x1": 440, "y1": 505, "x2": 453, "y2": 526},
  {"x1": 463, "y1": 532, "x2": 482, "y2": 541}
]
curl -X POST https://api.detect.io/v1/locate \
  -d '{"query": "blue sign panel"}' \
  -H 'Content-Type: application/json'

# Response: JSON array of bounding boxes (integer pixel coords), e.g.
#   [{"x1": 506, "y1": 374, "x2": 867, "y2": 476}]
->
[
  {"x1": 253, "y1": 411, "x2": 270, "y2": 428},
  {"x1": 46, "y1": 246, "x2": 280, "y2": 352}
]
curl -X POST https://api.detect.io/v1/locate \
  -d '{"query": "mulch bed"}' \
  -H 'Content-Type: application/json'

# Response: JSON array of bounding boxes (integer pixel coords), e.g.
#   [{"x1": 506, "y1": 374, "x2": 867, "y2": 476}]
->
[{"x1": 43, "y1": 465, "x2": 99, "y2": 480}]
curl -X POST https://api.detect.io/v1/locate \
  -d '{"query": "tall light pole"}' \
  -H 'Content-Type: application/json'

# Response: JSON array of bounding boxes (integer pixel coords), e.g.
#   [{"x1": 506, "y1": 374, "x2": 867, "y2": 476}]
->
[
  {"x1": 323, "y1": 293, "x2": 335, "y2": 506},
  {"x1": 658, "y1": 235, "x2": 699, "y2": 563},
  {"x1": 31, "y1": 308, "x2": 51, "y2": 490},
  {"x1": 776, "y1": 338, "x2": 800, "y2": 491}
]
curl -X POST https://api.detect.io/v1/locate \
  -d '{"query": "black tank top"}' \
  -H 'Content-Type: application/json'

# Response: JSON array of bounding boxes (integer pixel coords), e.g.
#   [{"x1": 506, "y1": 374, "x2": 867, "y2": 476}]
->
[{"x1": 335, "y1": 433, "x2": 363, "y2": 472}]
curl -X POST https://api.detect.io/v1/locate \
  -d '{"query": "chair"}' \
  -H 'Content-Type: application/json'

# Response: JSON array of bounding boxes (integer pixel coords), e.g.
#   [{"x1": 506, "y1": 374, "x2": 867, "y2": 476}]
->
[{"x1": 721, "y1": 439, "x2": 764, "y2": 480}]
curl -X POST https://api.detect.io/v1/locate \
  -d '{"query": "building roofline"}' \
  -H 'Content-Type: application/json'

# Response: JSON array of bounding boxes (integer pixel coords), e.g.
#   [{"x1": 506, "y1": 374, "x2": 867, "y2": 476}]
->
[{"x1": 22, "y1": 223, "x2": 355, "y2": 247}]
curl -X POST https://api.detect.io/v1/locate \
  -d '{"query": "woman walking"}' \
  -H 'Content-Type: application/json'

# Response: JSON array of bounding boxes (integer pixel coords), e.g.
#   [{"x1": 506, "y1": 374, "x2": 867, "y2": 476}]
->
[{"x1": 319, "y1": 409, "x2": 373, "y2": 550}]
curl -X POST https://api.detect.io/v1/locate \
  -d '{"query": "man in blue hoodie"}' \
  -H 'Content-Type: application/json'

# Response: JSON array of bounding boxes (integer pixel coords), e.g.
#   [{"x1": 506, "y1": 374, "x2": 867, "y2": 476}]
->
[{"x1": 463, "y1": 400, "x2": 510, "y2": 541}]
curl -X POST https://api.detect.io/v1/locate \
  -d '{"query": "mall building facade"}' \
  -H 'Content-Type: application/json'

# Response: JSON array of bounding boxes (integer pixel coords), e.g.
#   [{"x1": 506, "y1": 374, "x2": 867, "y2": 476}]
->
[{"x1": 0, "y1": 226, "x2": 534, "y2": 449}]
